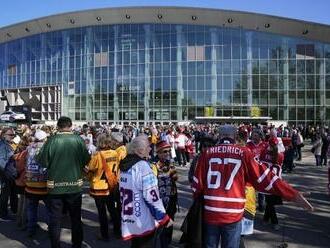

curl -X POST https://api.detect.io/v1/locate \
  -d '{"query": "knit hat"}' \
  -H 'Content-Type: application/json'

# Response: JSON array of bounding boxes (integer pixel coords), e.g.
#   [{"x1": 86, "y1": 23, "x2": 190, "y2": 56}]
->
[
  {"x1": 34, "y1": 129, "x2": 47, "y2": 141},
  {"x1": 156, "y1": 141, "x2": 171, "y2": 153},
  {"x1": 219, "y1": 125, "x2": 237, "y2": 139}
]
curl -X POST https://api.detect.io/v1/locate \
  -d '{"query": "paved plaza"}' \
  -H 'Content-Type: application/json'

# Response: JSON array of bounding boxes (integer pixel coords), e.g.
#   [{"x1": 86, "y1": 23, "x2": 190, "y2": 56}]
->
[{"x1": 0, "y1": 144, "x2": 329, "y2": 248}]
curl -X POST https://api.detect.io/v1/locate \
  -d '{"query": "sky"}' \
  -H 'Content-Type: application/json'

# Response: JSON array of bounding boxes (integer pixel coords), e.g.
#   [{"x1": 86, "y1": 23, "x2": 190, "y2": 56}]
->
[{"x1": 0, "y1": 0, "x2": 329, "y2": 28}]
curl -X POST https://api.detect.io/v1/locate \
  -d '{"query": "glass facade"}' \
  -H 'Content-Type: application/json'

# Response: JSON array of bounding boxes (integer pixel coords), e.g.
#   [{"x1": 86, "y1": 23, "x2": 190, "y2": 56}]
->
[{"x1": 1, "y1": 23, "x2": 330, "y2": 124}]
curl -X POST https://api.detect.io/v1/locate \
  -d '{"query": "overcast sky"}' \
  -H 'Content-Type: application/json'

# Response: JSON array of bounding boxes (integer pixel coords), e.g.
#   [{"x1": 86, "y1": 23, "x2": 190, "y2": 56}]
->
[{"x1": 1, "y1": 0, "x2": 329, "y2": 27}]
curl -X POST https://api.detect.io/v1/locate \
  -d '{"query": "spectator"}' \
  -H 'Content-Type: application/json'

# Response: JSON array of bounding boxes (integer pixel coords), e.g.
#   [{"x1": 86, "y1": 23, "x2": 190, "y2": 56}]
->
[
  {"x1": 0, "y1": 127, "x2": 18, "y2": 219},
  {"x1": 260, "y1": 137, "x2": 284, "y2": 230},
  {"x1": 246, "y1": 129, "x2": 267, "y2": 212},
  {"x1": 85, "y1": 133, "x2": 123, "y2": 240},
  {"x1": 151, "y1": 141, "x2": 178, "y2": 248},
  {"x1": 25, "y1": 129, "x2": 50, "y2": 237},
  {"x1": 312, "y1": 133, "x2": 323, "y2": 167},
  {"x1": 321, "y1": 130, "x2": 330, "y2": 166},
  {"x1": 175, "y1": 129, "x2": 188, "y2": 167},
  {"x1": 13, "y1": 134, "x2": 31, "y2": 230},
  {"x1": 36, "y1": 116, "x2": 91, "y2": 248},
  {"x1": 192, "y1": 125, "x2": 313, "y2": 248},
  {"x1": 119, "y1": 135, "x2": 171, "y2": 248}
]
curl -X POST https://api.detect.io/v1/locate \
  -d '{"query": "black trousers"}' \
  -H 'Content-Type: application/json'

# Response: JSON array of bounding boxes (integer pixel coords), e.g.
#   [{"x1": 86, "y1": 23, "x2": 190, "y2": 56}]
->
[
  {"x1": 0, "y1": 179, "x2": 18, "y2": 217},
  {"x1": 48, "y1": 193, "x2": 83, "y2": 248},
  {"x1": 131, "y1": 232, "x2": 154, "y2": 248},
  {"x1": 94, "y1": 192, "x2": 121, "y2": 239},
  {"x1": 263, "y1": 195, "x2": 281, "y2": 225},
  {"x1": 176, "y1": 149, "x2": 187, "y2": 166}
]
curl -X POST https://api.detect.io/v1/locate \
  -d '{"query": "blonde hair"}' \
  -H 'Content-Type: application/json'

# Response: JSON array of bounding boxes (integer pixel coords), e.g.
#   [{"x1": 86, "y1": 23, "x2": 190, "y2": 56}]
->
[{"x1": 96, "y1": 133, "x2": 112, "y2": 150}]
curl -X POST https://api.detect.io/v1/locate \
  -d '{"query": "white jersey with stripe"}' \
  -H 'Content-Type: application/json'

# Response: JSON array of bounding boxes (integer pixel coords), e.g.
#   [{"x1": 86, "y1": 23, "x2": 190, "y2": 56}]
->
[{"x1": 120, "y1": 160, "x2": 169, "y2": 240}]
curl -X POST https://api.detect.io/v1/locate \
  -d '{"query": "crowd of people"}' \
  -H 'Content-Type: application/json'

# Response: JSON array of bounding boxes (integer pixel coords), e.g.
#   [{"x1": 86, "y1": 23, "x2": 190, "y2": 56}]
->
[{"x1": 0, "y1": 118, "x2": 327, "y2": 248}]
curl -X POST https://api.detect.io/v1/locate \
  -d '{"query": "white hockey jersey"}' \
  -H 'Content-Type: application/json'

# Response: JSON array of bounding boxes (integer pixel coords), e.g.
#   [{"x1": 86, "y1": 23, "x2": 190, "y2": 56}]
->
[{"x1": 120, "y1": 160, "x2": 169, "y2": 240}]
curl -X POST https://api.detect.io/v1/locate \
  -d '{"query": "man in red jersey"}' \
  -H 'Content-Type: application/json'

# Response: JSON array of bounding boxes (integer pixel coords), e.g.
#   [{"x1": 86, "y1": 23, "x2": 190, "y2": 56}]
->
[
  {"x1": 246, "y1": 128, "x2": 267, "y2": 212},
  {"x1": 192, "y1": 125, "x2": 313, "y2": 248}
]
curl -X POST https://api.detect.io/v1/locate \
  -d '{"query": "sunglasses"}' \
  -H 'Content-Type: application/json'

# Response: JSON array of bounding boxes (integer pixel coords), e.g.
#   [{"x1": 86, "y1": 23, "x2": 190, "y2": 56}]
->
[
  {"x1": 161, "y1": 150, "x2": 171, "y2": 154},
  {"x1": 5, "y1": 133, "x2": 15, "y2": 136}
]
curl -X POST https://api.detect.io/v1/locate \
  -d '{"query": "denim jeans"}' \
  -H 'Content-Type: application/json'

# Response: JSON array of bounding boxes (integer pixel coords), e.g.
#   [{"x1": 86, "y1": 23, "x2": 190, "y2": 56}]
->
[
  {"x1": 26, "y1": 195, "x2": 50, "y2": 233},
  {"x1": 204, "y1": 221, "x2": 242, "y2": 248},
  {"x1": 48, "y1": 193, "x2": 83, "y2": 248}
]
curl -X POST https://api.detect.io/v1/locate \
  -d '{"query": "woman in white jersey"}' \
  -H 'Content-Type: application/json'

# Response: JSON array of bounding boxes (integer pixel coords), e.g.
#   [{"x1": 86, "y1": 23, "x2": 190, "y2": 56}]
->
[{"x1": 119, "y1": 135, "x2": 171, "y2": 248}]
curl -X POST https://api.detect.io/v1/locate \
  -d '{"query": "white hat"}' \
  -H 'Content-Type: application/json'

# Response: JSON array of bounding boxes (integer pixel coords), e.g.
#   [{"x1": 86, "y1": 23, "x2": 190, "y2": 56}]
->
[
  {"x1": 34, "y1": 129, "x2": 47, "y2": 141},
  {"x1": 13, "y1": 135, "x2": 21, "y2": 144}
]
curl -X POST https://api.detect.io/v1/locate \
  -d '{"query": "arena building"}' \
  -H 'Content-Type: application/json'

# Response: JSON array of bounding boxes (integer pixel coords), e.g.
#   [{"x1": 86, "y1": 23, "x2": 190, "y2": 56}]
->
[{"x1": 0, "y1": 6, "x2": 330, "y2": 125}]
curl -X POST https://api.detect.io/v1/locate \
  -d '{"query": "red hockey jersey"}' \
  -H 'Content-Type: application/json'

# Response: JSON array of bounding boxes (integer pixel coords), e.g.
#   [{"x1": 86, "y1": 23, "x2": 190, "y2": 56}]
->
[
  {"x1": 246, "y1": 141, "x2": 267, "y2": 159},
  {"x1": 192, "y1": 142, "x2": 297, "y2": 225}
]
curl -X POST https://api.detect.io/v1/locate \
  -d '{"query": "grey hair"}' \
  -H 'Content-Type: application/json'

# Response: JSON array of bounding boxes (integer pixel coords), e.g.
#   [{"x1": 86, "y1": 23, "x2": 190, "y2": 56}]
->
[{"x1": 127, "y1": 134, "x2": 149, "y2": 155}]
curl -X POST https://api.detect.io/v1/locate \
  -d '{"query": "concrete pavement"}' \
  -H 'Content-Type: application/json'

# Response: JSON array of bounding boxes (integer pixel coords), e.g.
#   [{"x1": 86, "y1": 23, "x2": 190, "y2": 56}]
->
[{"x1": 0, "y1": 144, "x2": 329, "y2": 247}]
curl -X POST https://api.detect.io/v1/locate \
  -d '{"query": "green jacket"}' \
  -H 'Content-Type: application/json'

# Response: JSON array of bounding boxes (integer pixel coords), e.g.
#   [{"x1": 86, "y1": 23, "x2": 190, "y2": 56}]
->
[{"x1": 36, "y1": 132, "x2": 91, "y2": 195}]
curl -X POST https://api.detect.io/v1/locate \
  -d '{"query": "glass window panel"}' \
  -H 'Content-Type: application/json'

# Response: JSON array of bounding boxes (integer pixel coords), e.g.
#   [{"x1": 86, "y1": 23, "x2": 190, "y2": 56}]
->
[
  {"x1": 306, "y1": 75, "x2": 315, "y2": 89},
  {"x1": 223, "y1": 45, "x2": 231, "y2": 59},
  {"x1": 269, "y1": 60, "x2": 278, "y2": 74},
  {"x1": 223, "y1": 60, "x2": 231, "y2": 74},
  {"x1": 306, "y1": 60, "x2": 315, "y2": 74},
  {"x1": 269, "y1": 75, "x2": 278, "y2": 89},
  {"x1": 205, "y1": 46, "x2": 212, "y2": 60},
  {"x1": 205, "y1": 76, "x2": 212, "y2": 90},
  {"x1": 232, "y1": 45, "x2": 240, "y2": 59},
  {"x1": 163, "y1": 63, "x2": 170, "y2": 77},
  {"x1": 163, "y1": 77, "x2": 170, "y2": 90},
  {"x1": 232, "y1": 60, "x2": 240, "y2": 74},
  {"x1": 297, "y1": 107, "x2": 305, "y2": 120},
  {"x1": 163, "y1": 48, "x2": 170, "y2": 62},
  {"x1": 289, "y1": 75, "x2": 296, "y2": 89},
  {"x1": 297, "y1": 60, "x2": 305, "y2": 74},
  {"x1": 297, "y1": 91, "x2": 305, "y2": 105},
  {"x1": 269, "y1": 91, "x2": 278, "y2": 105},
  {"x1": 252, "y1": 60, "x2": 259, "y2": 74},
  {"x1": 260, "y1": 75, "x2": 268, "y2": 89},
  {"x1": 205, "y1": 61, "x2": 212, "y2": 75},
  {"x1": 196, "y1": 46, "x2": 205, "y2": 60},
  {"x1": 326, "y1": 59, "x2": 330, "y2": 74},
  {"x1": 297, "y1": 75, "x2": 305, "y2": 89},
  {"x1": 188, "y1": 62, "x2": 196, "y2": 75},
  {"x1": 326, "y1": 75, "x2": 330, "y2": 89},
  {"x1": 259, "y1": 90, "x2": 268, "y2": 105},
  {"x1": 252, "y1": 75, "x2": 259, "y2": 90},
  {"x1": 197, "y1": 62, "x2": 204, "y2": 75},
  {"x1": 289, "y1": 107, "x2": 296, "y2": 120},
  {"x1": 187, "y1": 46, "x2": 195, "y2": 61},
  {"x1": 223, "y1": 76, "x2": 232, "y2": 90}
]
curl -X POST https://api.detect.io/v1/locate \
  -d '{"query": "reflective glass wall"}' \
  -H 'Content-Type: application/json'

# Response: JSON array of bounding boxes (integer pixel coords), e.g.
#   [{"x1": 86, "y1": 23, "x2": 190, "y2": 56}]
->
[{"x1": 1, "y1": 23, "x2": 330, "y2": 124}]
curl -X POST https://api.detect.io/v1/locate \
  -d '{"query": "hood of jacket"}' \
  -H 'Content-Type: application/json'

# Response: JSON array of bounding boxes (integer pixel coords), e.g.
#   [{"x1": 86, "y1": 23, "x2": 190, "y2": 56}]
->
[{"x1": 119, "y1": 154, "x2": 144, "y2": 172}]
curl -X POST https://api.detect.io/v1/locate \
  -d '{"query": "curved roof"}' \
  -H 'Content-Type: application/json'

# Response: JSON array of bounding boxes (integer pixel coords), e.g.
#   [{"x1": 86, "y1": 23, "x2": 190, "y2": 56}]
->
[{"x1": 1, "y1": 6, "x2": 330, "y2": 44}]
